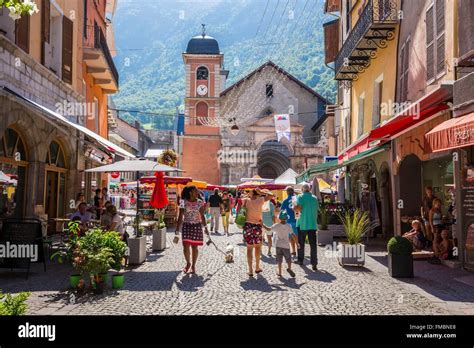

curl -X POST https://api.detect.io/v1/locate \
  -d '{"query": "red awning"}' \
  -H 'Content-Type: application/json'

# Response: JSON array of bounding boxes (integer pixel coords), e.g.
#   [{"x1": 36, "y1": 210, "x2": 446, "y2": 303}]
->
[
  {"x1": 140, "y1": 176, "x2": 192, "y2": 185},
  {"x1": 425, "y1": 112, "x2": 474, "y2": 152},
  {"x1": 338, "y1": 84, "x2": 452, "y2": 163}
]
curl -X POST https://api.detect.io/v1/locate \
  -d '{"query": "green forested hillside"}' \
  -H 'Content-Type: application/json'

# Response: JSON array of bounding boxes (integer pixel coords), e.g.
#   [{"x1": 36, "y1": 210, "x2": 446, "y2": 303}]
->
[{"x1": 112, "y1": 0, "x2": 336, "y2": 129}]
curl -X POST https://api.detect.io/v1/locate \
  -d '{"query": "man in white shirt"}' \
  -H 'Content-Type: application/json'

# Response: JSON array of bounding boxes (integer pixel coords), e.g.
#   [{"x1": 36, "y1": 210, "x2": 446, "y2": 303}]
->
[{"x1": 71, "y1": 202, "x2": 92, "y2": 224}]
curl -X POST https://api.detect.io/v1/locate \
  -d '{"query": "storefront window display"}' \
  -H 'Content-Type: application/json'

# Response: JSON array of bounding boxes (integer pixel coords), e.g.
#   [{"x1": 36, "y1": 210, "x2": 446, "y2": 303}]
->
[{"x1": 0, "y1": 128, "x2": 28, "y2": 218}]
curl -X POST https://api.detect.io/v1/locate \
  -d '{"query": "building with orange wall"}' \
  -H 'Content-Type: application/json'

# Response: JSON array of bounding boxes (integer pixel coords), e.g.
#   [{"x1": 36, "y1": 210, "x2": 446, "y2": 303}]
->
[
  {"x1": 83, "y1": 0, "x2": 120, "y2": 195},
  {"x1": 181, "y1": 28, "x2": 227, "y2": 185}
]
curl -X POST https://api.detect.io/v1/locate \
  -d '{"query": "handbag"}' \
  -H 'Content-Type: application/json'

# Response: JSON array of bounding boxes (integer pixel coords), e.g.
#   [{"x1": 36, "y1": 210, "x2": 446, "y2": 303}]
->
[
  {"x1": 235, "y1": 208, "x2": 247, "y2": 229},
  {"x1": 229, "y1": 214, "x2": 235, "y2": 225}
]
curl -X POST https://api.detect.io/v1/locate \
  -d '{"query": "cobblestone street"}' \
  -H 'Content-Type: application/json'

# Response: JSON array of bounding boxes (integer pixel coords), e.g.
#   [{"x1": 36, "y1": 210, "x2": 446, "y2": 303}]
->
[{"x1": 1, "y1": 225, "x2": 473, "y2": 315}]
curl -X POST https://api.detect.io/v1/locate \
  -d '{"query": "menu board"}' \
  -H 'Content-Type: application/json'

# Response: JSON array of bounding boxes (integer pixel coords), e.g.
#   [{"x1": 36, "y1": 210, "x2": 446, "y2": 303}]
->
[{"x1": 462, "y1": 166, "x2": 474, "y2": 250}]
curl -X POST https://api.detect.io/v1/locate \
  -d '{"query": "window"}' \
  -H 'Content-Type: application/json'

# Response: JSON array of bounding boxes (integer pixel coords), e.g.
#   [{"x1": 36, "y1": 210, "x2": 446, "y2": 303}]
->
[
  {"x1": 266, "y1": 84, "x2": 273, "y2": 98},
  {"x1": 398, "y1": 37, "x2": 410, "y2": 102},
  {"x1": 357, "y1": 94, "x2": 365, "y2": 138},
  {"x1": 196, "y1": 66, "x2": 209, "y2": 81},
  {"x1": 0, "y1": 128, "x2": 28, "y2": 218},
  {"x1": 195, "y1": 102, "x2": 208, "y2": 125},
  {"x1": 46, "y1": 141, "x2": 66, "y2": 168},
  {"x1": 426, "y1": 0, "x2": 445, "y2": 82},
  {"x1": 372, "y1": 77, "x2": 383, "y2": 127}
]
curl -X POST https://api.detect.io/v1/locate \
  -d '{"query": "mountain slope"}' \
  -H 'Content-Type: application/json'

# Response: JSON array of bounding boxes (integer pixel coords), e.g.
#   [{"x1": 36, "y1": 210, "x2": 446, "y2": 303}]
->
[{"x1": 112, "y1": 0, "x2": 336, "y2": 129}]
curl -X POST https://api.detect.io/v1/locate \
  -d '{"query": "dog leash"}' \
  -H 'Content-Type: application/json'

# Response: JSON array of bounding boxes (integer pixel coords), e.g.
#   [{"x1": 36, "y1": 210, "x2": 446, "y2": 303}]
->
[{"x1": 205, "y1": 234, "x2": 228, "y2": 256}]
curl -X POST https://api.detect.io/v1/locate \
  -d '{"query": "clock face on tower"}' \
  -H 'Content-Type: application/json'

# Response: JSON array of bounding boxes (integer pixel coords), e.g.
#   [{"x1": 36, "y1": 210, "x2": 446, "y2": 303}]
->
[{"x1": 196, "y1": 84, "x2": 208, "y2": 96}]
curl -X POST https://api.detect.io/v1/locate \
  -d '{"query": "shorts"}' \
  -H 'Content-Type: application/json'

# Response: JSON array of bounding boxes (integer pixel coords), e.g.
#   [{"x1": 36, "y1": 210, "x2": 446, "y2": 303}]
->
[
  {"x1": 289, "y1": 222, "x2": 298, "y2": 235},
  {"x1": 243, "y1": 222, "x2": 263, "y2": 245},
  {"x1": 276, "y1": 247, "x2": 291, "y2": 264}
]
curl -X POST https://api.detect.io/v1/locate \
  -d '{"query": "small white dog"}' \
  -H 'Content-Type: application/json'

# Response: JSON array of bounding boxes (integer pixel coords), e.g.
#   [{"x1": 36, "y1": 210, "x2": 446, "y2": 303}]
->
[{"x1": 225, "y1": 243, "x2": 235, "y2": 263}]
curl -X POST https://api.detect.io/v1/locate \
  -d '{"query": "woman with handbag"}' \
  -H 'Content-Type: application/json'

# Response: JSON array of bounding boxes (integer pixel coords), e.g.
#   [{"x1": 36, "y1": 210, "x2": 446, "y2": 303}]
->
[
  {"x1": 242, "y1": 189, "x2": 265, "y2": 277},
  {"x1": 175, "y1": 186, "x2": 209, "y2": 274}
]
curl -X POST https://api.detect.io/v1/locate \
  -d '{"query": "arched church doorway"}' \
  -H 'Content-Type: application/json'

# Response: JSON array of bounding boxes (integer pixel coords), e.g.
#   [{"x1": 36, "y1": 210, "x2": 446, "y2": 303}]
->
[{"x1": 257, "y1": 140, "x2": 291, "y2": 179}]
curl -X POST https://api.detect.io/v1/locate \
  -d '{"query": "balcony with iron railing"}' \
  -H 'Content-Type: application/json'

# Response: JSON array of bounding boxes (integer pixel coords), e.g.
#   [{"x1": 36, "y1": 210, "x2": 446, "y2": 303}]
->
[
  {"x1": 335, "y1": 0, "x2": 399, "y2": 83},
  {"x1": 83, "y1": 24, "x2": 119, "y2": 93}
]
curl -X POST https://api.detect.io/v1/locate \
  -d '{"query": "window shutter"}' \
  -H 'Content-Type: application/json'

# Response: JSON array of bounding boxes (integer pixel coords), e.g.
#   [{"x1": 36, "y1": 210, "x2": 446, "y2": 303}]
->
[
  {"x1": 372, "y1": 81, "x2": 382, "y2": 128},
  {"x1": 358, "y1": 97, "x2": 365, "y2": 138},
  {"x1": 398, "y1": 44, "x2": 405, "y2": 102},
  {"x1": 15, "y1": 15, "x2": 29, "y2": 53},
  {"x1": 62, "y1": 16, "x2": 73, "y2": 84},
  {"x1": 43, "y1": 0, "x2": 50, "y2": 43},
  {"x1": 324, "y1": 19, "x2": 340, "y2": 64},
  {"x1": 435, "y1": 0, "x2": 445, "y2": 74},
  {"x1": 426, "y1": 6, "x2": 435, "y2": 81},
  {"x1": 402, "y1": 39, "x2": 410, "y2": 101}
]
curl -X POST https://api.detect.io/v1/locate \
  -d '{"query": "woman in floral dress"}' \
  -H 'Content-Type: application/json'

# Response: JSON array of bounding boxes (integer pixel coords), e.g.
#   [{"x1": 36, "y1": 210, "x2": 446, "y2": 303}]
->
[{"x1": 175, "y1": 186, "x2": 209, "y2": 274}]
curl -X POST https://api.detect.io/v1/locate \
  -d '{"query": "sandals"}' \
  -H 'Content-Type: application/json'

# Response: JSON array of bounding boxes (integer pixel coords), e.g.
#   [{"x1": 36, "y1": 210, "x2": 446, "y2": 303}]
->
[
  {"x1": 190, "y1": 267, "x2": 196, "y2": 274},
  {"x1": 255, "y1": 269, "x2": 263, "y2": 274},
  {"x1": 287, "y1": 268, "x2": 296, "y2": 277},
  {"x1": 183, "y1": 264, "x2": 191, "y2": 273},
  {"x1": 248, "y1": 272, "x2": 254, "y2": 277}
]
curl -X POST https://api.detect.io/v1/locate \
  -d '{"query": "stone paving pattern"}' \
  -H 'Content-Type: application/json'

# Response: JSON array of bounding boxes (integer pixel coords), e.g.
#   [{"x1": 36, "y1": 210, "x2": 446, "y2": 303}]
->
[{"x1": 1, "y1": 224, "x2": 473, "y2": 315}]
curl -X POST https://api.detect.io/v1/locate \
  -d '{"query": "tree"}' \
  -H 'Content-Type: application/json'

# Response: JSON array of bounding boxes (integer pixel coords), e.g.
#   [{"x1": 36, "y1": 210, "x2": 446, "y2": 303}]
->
[{"x1": 0, "y1": 0, "x2": 38, "y2": 20}]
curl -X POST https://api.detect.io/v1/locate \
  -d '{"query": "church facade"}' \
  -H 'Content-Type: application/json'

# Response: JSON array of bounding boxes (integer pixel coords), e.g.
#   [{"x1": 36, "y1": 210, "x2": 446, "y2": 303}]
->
[{"x1": 180, "y1": 29, "x2": 332, "y2": 185}]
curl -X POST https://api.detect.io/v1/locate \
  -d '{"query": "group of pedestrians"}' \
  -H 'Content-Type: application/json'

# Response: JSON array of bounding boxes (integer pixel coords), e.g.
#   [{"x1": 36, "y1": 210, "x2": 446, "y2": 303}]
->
[{"x1": 174, "y1": 184, "x2": 320, "y2": 278}]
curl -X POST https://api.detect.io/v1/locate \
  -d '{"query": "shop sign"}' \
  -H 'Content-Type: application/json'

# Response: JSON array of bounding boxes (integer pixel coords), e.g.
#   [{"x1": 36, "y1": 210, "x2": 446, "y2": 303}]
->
[{"x1": 454, "y1": 126, "x2": 474, "y2": 147}]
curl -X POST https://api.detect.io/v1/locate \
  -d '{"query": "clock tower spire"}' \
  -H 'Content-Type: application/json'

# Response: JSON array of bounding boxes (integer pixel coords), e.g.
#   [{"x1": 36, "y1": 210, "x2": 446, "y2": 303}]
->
[{"x1": 180, "y1": 27, "x2": 227, "y2": 185}]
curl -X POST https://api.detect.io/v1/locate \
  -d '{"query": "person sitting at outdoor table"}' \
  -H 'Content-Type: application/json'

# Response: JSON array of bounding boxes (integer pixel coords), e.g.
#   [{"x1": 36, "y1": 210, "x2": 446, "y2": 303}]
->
[
  {"x1": 71, "y1": 202, "x2": 92, "y2": 225},
  {"x1": 100, "y1": 201, "x2": 113, "y2": 228},
  {"x1": 433, "y1": 230, "x2": 454, "y2": 260},
  {"x1": 75, "y1": 192, "x2": 86, "y2": 210},
  {"x1": 107, "y1": 205, "x2": 127, "y2": 242},
  {"x1": 402, "y1": 220, "x2": 427, "y2": 251},
  {"x1": 93, "y1": 188, "x2": 103, "y2": 219}
]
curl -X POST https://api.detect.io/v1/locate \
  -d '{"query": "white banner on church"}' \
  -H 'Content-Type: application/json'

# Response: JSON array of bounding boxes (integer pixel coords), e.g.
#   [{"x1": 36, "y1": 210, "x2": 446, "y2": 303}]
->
[{"x1": 274, "y1": 114, "x2": 291, "y2": 142}]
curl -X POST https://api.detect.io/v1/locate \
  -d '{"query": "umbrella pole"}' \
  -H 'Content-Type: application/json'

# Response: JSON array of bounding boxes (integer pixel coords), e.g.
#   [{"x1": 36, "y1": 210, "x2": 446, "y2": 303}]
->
[{"x1": 136, "y1": 171, "x2": 140, "y2": 236}]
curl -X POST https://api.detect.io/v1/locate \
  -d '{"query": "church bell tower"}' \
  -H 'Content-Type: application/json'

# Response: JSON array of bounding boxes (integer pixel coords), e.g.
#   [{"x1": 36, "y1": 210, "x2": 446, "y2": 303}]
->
[{"x1": 181, "y1": 25, "x2": 226, "y2": 185}]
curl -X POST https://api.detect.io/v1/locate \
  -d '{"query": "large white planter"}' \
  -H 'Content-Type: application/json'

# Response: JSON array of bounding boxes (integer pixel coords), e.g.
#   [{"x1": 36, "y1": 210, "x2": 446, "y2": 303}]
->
[
  {"x1": 152, "y1": 227, "x2": 167, "y2": 251},
  {"x1": 317, "y1": 229, "x2": 333, "y2": 246},
  {"x1": 128, "y1": 236, "x2": 147, "y2": 265},
  {"x1": 337, "y1": 243, "x2": 365, "y2": 266}
]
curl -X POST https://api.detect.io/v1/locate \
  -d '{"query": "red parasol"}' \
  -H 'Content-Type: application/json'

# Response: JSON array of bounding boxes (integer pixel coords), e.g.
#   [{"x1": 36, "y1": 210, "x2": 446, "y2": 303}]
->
[{"x1": 149, "y1": 172, "x2": 168, "y2": 209}]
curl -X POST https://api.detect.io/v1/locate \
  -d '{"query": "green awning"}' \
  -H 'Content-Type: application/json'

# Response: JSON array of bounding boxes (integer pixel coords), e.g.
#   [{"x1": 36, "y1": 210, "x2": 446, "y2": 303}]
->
[
  {"x1": 296, "y1": 144, "x2": 390, "y2": 184},
  {"x1": 296, "y1": 160, "x2": 341, "y2": 184}
]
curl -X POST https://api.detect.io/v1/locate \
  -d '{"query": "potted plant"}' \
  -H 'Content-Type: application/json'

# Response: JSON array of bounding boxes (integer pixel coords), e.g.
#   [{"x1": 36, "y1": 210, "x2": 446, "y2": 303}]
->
[
  {"x1": 337, "y1": 209, "x2": 371, "y2": 267},
  {"x1": 102, "y1": 231, "x2": 127, "y2": 289},
  {"x1": 387, "y1": 236, "x2": 414, "y2": 278},
  {"x1": 317, "y1": 203, "x2": 333, "y2": 246},
  {"x1": 152, "y1": 209, "x2": 167, "y2": 251},
  {"x1": 128, "y1": 214, "x2": 147, "y2": 265},
  {"x1": 50, "y1": 221, "x2": 83, "y2": 289},
  {"x1": 73, "y1": 228, "x2": 115, "y2": 295}
]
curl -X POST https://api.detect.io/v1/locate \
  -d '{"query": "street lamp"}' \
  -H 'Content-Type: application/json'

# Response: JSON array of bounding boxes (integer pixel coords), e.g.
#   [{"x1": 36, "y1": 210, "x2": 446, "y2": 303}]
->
[{"x1": 230, "y1": 124, "x2": 239, "y2": 136}]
